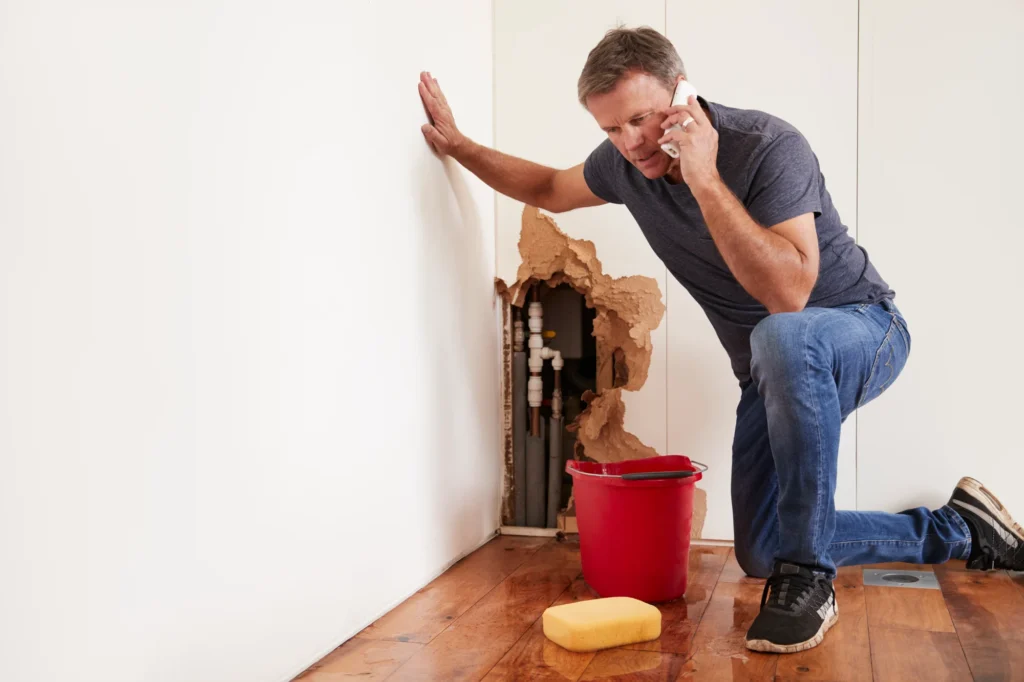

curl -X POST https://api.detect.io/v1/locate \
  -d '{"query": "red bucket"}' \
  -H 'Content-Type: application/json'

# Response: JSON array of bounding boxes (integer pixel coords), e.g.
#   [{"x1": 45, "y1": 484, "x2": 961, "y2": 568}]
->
[{"x1": 566, "y1": 455, "x2": 706, "y2": 603}]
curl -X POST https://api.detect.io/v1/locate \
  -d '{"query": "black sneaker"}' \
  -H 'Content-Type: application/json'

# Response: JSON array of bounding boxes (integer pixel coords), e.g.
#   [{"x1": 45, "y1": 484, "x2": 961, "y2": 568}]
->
[
  {"x1": 745, "y1": 561, "x2": 838, "y2": 654},
  {"x1": 948, "y1": 476, "x2": 1023, "y2": 571}
]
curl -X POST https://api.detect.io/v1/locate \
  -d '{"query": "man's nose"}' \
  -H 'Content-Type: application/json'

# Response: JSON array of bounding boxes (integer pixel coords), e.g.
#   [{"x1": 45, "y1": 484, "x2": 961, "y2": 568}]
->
[{"x1": 624, "y1": 127, "x2": 644, "y2": 151}]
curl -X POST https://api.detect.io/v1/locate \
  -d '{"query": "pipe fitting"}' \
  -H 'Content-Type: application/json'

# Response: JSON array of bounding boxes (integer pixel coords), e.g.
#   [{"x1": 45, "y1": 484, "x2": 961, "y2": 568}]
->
[{"x1": 528, "y1": 375, "x2": 544, "y2": 407}]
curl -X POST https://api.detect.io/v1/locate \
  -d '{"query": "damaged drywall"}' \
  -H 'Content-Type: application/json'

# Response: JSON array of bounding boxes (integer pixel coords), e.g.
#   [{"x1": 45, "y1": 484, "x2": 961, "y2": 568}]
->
[
  {"x1": 567, "y1": 388, "x2": 707, "y2": 538},
  {"x1": 496, "y1": 206, "x2": 663, "y2": 464},
  {"x1": 497, "y1": 206, "x2": 707, "y2": 539},
  {"x1": 500, "y1": 207, "x2": 665, "y2": 390},
  {"x1": 499, "y1": 295, "x2": 515, "y2": 525},
  {"x1": 569, "y1": 389, "x2": 658, "y2": 463}
]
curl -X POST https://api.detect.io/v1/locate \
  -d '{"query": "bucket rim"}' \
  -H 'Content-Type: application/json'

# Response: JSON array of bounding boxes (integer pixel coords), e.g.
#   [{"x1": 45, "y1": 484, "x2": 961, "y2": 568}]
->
[{"x1": 566, "y1": 455, "x2": 707, "y2": 486}]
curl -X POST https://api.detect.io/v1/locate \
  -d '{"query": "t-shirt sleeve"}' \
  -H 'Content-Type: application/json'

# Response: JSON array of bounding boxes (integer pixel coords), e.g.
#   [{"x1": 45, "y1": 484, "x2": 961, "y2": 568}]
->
[
  {"x1": 745, "y1": 132, "x2": 822, "y2": 228},
  {"x1": 582, "y1": 139, "x2": 625, "y2": 205}
]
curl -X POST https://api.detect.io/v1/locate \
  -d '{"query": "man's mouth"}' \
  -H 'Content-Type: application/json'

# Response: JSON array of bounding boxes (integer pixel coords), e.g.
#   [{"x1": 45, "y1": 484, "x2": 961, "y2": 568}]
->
[{"x1": 635, "y1": 151, "x2": 659, "y2": 166}]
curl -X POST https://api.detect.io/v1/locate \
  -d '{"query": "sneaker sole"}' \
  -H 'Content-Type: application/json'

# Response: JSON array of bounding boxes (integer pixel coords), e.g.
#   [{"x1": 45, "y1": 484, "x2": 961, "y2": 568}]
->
[
  {"x1": 745, "y1": 604, "x2": 839, "y2": 654},
  {"x1": 953, "y1": 477, "x2": 1024, "y2": 542}
]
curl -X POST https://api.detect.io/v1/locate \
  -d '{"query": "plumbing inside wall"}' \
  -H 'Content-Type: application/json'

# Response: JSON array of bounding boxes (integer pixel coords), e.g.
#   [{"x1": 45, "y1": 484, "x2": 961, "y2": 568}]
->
[
  {"x1": 512, "y1": 281, "x2": 597, "y2": 528},
  {"x1": 497, "y1": 205, "x2": 688, "y2": 533}
]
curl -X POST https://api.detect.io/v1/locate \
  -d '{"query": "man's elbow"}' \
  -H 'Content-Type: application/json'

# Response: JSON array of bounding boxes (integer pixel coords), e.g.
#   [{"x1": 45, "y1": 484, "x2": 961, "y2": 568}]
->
[
  {"x1": 766, "y1": 301, "x2": 804, "y2": 315},
  {"x1": 538, "y1": 193, "x2": 572, "y2": 214},
  {"x1": 764, "y1": 285, "x2": 813, "y2": 315}
]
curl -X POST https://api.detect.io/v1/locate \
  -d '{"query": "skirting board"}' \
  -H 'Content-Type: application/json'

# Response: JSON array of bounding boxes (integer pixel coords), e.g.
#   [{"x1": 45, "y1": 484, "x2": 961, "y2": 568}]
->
[
  {"x1": 498, "y1": 525, "x2": 734, "y2": 547},
  {"x1": 500, "y1": 525, "x2": 561, "y2": 537}
]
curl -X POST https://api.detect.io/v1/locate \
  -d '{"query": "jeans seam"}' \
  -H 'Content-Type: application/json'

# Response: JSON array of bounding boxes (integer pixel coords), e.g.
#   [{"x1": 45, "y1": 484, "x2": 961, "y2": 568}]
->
[
  {"x1": 804, "y1": 316, "x2": 826, "y2": 564},
  {"x1": 829, "y1": 539, "x2": 967, "y2": 547},
  {"x1": 857, "y1": 316, "x2": 898, "y2": 408},
  {"x1": 894, "y1": 316, "x2": 910, "y2": 349}
]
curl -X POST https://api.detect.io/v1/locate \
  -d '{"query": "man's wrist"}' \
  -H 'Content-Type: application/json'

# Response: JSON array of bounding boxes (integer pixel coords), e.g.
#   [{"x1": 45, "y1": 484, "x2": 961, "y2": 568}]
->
[
  {"x1": 688, "y1": 171, "x2": 726, "y2": 205},
  {"x1": 451, "y1": 135, "x2": 475, "y2": 162}
]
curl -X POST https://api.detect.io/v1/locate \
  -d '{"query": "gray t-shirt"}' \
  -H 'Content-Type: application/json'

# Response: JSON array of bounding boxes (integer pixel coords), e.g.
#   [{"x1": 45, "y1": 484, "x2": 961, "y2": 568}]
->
[{"x1": 583, "y1": 97, "x2": 893, "y2": 383}]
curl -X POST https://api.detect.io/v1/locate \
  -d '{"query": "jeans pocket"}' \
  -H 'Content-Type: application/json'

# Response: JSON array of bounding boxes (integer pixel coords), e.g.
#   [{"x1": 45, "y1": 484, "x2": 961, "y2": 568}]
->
[{"x1": 858, "y1": 315, "x2": 909, "y2": 408}]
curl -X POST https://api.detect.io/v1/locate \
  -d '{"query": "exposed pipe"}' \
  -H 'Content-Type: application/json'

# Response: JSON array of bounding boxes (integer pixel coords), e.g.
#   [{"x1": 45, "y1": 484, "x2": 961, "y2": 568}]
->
[
  {"x1": 528, "y1": 300, "x2": 565, "y2": 427},
  {"x1": 546, "y1": 415, "x2": 563, "y2": 528},
  {"x1": 526, "y1": 417, "x2": 547, "y2": 527},
  {"x1": 524, "y1": 284, "x2": 568, "y2": 527},
  {"x1": 546, "y1": 352, "x2": 564, "y2": 528},
  {"x1": 528, "y1": 295, "x2": 543, "y2": 437},
  {"x1": 512, "y1": 318, "x2": 527, "y2": 527}
]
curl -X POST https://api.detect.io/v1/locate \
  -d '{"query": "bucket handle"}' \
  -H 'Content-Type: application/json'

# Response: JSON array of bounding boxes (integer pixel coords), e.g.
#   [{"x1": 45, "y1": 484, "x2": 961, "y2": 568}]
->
[{"x1": 620, "y1": 460, "x2": 708, "y2": 481}]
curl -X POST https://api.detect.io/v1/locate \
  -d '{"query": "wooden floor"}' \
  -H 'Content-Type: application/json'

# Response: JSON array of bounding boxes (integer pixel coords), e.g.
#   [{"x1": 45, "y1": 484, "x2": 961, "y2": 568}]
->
[{"x1": 296, "y1": 535, "x2": 1024, "y2": 681}]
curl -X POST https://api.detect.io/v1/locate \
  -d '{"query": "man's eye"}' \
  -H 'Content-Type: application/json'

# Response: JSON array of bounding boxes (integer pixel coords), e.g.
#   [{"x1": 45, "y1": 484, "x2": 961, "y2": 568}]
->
[{"x1": 631, "y1": 115, "x2": 648, "y2": 125}]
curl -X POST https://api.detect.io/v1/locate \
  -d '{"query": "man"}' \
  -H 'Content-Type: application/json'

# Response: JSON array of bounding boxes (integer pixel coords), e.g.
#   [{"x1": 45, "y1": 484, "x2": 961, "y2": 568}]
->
[{"x1": 418, "y1": 27, "x2": 1023, "y2": 653}]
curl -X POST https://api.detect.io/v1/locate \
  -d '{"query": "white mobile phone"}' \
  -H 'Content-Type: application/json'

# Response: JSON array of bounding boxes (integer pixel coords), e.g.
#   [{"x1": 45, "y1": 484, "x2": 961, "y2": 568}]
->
[{"x1": 660, "y1": 81, "x2": 699, "y2": 159}]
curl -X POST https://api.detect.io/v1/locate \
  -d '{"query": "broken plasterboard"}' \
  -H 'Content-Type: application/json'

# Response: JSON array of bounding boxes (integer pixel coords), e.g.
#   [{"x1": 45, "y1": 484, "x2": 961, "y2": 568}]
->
[
  {"x1": 497, "y1": 206, "x2": 707, "y2": 539},
  {"x1": 497, "y1": 206, "x2": 665, "y2": 390}
]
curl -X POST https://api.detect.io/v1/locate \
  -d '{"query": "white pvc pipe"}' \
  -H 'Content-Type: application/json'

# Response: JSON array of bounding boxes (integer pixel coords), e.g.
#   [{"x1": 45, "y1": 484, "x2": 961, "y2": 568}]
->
[{"x1": 526, "y1": 301, "x2": 563, "y2": 408}]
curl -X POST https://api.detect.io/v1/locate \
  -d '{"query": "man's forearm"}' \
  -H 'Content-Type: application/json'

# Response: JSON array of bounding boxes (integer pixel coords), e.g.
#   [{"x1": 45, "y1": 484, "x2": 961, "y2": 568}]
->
[
  {"x1": 453, "y1": 139, "x2": 558, "y2": 210},
  {"x1": 691, "y1": 177, "x2": 812, "y2": 313}
]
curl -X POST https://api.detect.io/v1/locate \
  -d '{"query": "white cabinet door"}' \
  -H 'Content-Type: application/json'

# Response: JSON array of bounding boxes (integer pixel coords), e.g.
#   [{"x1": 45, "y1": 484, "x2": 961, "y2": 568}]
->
[
  {"x1": 666, "y1": 0, "x2": 859, "y2": 539},
  {"x1": 857, "y1": 0, "x2": 1024, "y2": 515}
]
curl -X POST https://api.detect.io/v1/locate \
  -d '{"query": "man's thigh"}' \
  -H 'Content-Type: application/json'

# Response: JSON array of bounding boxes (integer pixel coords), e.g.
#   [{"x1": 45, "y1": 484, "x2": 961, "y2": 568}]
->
[{"x1": 823, "y1": 300, "x2": 912, "y2": 417}]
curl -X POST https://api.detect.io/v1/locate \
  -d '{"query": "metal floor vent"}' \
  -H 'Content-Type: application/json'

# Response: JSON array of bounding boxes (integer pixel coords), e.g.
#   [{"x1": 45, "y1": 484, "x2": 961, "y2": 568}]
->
[{"x1": 862, "y1": 568, "x2": 940, "y2": 590}]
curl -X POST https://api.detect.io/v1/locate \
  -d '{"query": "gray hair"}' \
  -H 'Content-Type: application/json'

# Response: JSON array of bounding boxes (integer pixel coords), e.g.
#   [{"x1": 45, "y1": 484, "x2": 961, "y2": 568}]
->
[{"x1": 577, "y1": 26, "x2": 687, "y2": 107}]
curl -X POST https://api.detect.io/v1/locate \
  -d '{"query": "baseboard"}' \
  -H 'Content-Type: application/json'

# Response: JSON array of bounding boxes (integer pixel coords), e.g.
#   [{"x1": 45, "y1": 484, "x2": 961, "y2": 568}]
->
[
  {"x1": 499, "y1": 525, "x2": 561, "y2": 537},
  {"x1": 690, "y1": 538, "x2": 734, "y2": 547},
  {"x1": 501, "y1": 525, "x2": 734, "y2": 547}
]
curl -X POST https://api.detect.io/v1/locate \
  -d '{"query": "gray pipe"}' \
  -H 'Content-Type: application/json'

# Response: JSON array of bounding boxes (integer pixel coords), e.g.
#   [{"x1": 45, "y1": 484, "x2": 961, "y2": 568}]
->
[
  {"x1": 526, "y1": 418, "x2": 547, "y2": 527},
  {"x1": 513, "y1": 350, "x2": 528, "y2": 527},
  {"x1": 546, "y1": 416, "x2": 563, "y2": 528}
]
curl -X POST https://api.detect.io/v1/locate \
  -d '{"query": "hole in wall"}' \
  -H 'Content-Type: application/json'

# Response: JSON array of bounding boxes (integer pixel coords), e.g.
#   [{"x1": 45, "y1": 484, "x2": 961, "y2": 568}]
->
[{"x1": 496, "y1": 207, "x2": 706, "y2": 537}]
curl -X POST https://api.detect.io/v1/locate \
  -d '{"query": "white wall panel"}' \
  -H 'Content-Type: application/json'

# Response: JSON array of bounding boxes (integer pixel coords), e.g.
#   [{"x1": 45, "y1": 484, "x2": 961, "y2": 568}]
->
[
  {"x1": 666, "y1": 1, "x2": 859, "y2": 538},
  {"x1": 0, "y1": 2, "x2": 498, "y2": 680},
  {"x1": 857, "y1": 1, "x2": 1024, "y2": 515}
]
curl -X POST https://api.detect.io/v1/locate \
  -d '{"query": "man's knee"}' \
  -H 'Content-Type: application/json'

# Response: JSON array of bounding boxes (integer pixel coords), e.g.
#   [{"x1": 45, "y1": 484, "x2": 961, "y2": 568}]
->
[
  {"x1": 750, "y1": 312, "x2": 819, "y2": 387},
  {"x1": 733, "y1": 542, "x2": 775, "y2": 579}
]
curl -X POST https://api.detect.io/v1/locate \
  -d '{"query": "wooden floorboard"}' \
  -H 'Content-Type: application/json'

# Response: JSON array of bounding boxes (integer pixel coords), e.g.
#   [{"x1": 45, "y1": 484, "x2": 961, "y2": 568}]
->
[
  {"x1": 936, "y1": 563, "x2": 1024, "y2": 681},
  {"x1": 676, "y1": 579, "x2": 778, "y2": 680},
  {"x1": 864, "y1": 562, "x2": 957, "y2": 634},
  {"x1": 482, "y1": 576, "x2": 598, "y2": 681},
  {"x1": 386, "y1": 538, "x2": 581, "y2": 681},
  {"x1": 869, "y1": 627, "x2": 972, "y2": 682},
  {"x1": 580, "y1": 649, "x2": 690, "y2": 680},
  {"x1": 625, "y1": 546, "x2": 730, "y2": 656},
  {"x1": 302, "y1": 539, "x2": 1024, "y2": 681},
  {"x1": 717, "y1": 549, "x2": 764, "y2": 586},
  {"x1": 1011, "y1": 571, "x2": 1024, "y2": 601},
  {"x1": 359, "y1": 535, "x2": 548, "y2": 644},
  {"x1": 293, "y1": 636, "x2": 421, "y2": 681}
]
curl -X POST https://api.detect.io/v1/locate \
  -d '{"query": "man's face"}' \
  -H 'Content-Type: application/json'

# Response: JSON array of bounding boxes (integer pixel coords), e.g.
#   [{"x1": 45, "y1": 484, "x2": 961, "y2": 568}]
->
[{"x1": 586, "y1": 70, "x2": 679, "y2": 180}]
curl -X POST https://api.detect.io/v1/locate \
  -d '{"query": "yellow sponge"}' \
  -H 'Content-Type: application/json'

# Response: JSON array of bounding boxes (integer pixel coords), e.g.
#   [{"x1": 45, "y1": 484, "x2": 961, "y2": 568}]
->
[{"x1": 542, "y1": 597, "x2": 662, "y2": 652}]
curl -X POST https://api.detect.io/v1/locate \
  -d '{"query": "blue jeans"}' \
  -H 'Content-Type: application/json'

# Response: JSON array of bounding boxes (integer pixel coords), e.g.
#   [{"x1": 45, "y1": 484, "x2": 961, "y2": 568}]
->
[{"x1": 733, "y1": 299, "x2": 972, "y2": 579}]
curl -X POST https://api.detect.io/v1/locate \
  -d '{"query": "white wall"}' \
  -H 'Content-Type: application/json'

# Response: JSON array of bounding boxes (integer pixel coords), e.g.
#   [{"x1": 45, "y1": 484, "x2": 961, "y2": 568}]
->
[
  {"x1": 857, "y1": 0, "x2": 1024, "y2": 515},
  {"x1": 0, "y1": 3, "x2": 499, "y2": 682}
]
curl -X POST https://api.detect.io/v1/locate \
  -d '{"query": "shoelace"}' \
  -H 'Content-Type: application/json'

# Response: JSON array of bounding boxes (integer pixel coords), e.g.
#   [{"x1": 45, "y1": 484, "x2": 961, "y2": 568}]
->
[
  {"x1": 760, "y1": 572, "x2": 818, "y2": 612},
  {"x1": 975, "y1": 544, "x2": 1024, "y2": 571},
  {"x1": 968, "y1": 547, "x2": 995, "y2": 570}
]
